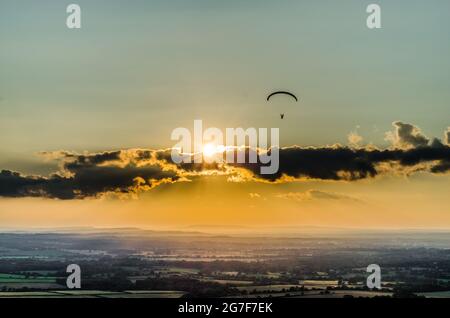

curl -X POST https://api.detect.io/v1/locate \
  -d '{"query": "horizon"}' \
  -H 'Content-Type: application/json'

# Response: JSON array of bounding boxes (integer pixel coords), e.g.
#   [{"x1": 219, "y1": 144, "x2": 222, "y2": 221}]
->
[{"x1": 3, "y1": 224, "x2": 450, "y2": 235}]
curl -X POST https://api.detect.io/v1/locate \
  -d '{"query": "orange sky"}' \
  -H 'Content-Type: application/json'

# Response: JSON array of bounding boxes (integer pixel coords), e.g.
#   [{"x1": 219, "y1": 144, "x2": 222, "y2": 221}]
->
[{"x1": 1, "y1": 173, "x2": 449, "y2": 231}]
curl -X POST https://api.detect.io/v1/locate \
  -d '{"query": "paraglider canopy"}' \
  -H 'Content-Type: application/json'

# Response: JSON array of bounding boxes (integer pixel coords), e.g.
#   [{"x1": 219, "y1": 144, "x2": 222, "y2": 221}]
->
[
  {"x1": 266, "y1": 91, "x2": 298, "y2": 102},
  {"x1": 266, "y1": 91, "x2": 298, "y2": 119}
]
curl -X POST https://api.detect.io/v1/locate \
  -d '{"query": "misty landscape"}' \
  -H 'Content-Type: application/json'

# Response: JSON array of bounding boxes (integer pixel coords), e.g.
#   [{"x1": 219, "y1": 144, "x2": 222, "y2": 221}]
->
[{"x1": 1, "y1": 227, "x2": 450, "y2": 298}]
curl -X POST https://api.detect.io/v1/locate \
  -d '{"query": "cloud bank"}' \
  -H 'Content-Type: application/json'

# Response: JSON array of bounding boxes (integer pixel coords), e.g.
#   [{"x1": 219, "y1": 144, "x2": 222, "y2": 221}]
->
[{"x1": 1, "y1": 122, "x2": 449, "y2": 199}]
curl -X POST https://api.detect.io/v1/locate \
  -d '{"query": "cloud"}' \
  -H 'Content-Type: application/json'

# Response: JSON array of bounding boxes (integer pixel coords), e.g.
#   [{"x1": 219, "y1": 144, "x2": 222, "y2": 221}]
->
[
  {"x1": 1, "y1": 122, "x2": 449, "y2": 200},
  {"x1": 249, "y1": 192, "x2": 261, "y2": 199},
  {"x1": 348, "y1": 131, "x2": 363, "y2": 147},
  {"x1": 276, "y1": 190, "x2": 361, "y2": 203},
  {"x1": 231, "y1": 142, "x2": 450, "y2": 182},
  {"x1": 0, "y1": 170, "x2": 53, "y2": 198},
  {"x1": 445, "y1": 127, "x2": 450, "y2": 145},
  {"x1": 348, "y1": 126, "x2": 363, "y2": 147},
  {"x1": 0, "y1": 150, "x2": 180, "y2": 199},
  {"x1": 385, "y1": 121, "x2": 429, "y2": 148}
]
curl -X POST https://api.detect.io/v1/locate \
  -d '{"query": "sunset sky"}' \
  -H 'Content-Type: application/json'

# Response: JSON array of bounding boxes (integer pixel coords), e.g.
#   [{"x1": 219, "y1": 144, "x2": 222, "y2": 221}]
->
[{"x1": 1, "y1": 0, "x2": 449, "y2": 230}]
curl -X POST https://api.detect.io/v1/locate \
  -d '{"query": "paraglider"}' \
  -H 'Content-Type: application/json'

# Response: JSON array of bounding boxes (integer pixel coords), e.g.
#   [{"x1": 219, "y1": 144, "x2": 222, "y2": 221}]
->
[
  {"x1": 266, "y1": 91, "x2": 298, "y2": 119},
  {"x1": 266, "y1": 91, "x2": 298, "y2": 102}
]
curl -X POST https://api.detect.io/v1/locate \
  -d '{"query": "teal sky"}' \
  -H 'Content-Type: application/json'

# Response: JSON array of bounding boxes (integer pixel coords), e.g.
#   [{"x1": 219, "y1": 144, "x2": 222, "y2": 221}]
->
[{"x1": 1, "y1": 0, "x2": 450, "y2": 174}]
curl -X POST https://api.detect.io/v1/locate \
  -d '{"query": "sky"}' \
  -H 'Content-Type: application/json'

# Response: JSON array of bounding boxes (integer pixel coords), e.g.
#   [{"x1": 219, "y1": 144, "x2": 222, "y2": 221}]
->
[{"x1": 0, "y1": 0, "x2": 449, "y2": 230}]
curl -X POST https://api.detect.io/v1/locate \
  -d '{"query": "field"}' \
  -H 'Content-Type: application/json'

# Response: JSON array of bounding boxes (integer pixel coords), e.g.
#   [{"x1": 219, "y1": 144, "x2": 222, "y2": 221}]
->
[
  {"x1": 0, "y1": 273, "x2": 58, "y2": 283},
  {"x1": 417, "y1": 291, "x2": 450, "y2": 298},
  {"x1": 0, "y1": 290, "x2": 186, "y2": 298},
  {"x1": 237, "y1": 285, "x2": 303, "y2": 292},
  {"x1": 293, "y1": 290, "x2": 393, "y2": 298},
  {"x1": 299, "y1": 280, "x2": 339, "y2": 288},
  {"x1": 0, "y1": 273, "x2": 62, "y2": 290},
  {"x1": 200, "y1": 278, "x2": 254, "y2": 286}
]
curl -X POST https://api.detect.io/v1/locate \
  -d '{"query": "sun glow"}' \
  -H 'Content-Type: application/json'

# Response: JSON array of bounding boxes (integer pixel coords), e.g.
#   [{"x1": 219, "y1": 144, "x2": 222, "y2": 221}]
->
[
  {"x1": 202, "y1": 143, "x2": 218, "y2": 157},
  {"x1": 202, "y1": 143, "x2": 227, "y2": 159}
]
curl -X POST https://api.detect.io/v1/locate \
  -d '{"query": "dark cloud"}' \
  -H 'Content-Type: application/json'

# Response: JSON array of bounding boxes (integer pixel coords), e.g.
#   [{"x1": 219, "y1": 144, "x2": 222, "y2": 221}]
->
[
  {"x1": 230, "y1": 144, "x2": 450, "y2": 182},
  {"x1": 1, "y1": 123, "x2": 449, "y2": 199},
  {"x1": 0, "y1": 151, "x2": 179, "y2": 199},
  {"x1": 431, "y1": 161, "x2": 450, "y2": 174},
  {"x1": 390, "y1": 121, "x2": 430, "y2": 148},
  {"x1": 0, "y1": 170, "x2": 49, "y2": 198}
]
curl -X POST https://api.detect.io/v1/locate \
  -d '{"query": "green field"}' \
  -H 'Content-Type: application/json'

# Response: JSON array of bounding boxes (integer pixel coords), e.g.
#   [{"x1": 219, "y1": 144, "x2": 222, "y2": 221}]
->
[
  {"x1": 0, "y1": 273, "x2": 57, "y2": 284},
  {"x1": 0, "y1": 290, "x2": 186, "y2": 298},
  {"x1": 155, "y1": 267, "x2": 200, "y2": 274},
  {"x1": 237, "y1": 284, "x2": 303, "y2": 292},
  {"x1": 200, "y1": 278, "x2": 254, "y2": 286}
]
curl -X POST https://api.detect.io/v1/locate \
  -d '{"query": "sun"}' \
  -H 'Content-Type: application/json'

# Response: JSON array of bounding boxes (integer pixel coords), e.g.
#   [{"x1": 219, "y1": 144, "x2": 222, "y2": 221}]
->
[{"x1": 202, "y1": 143, "x2": 217, "y2": 157}]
